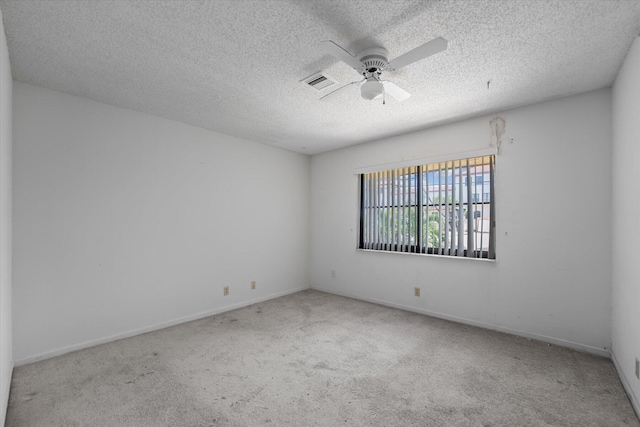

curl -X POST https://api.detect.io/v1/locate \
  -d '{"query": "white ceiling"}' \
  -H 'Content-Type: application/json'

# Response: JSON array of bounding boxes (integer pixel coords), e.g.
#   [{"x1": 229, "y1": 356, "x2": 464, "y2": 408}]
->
[{"x1": 1, "y1": 0, "x2": 639, "y2": 155}]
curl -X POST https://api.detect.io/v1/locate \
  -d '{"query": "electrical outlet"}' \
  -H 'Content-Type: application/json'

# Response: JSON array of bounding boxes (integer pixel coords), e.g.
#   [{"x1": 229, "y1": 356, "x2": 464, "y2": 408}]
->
[
  {"x1": 251, "y1": 281, "x2": 256, "y2": 290},
  {"x1": 331, "y1": 270, "x2": 336, "y2": 278},
  {"x1": 223, "y1": 286, "x2": 229, "y2": 296},
  {"x1": 414, "y1": 287, "x2": 421, "y2": 297},
  {"x1": 636, "y1": 358, "x2": 639, "y2": 379}
]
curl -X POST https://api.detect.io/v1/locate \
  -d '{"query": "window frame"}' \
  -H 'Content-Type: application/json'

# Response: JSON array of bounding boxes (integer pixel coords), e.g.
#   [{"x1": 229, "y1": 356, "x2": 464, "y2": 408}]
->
[{"x1": 356, "y1": 149, "x2": 496, "y2": 260}]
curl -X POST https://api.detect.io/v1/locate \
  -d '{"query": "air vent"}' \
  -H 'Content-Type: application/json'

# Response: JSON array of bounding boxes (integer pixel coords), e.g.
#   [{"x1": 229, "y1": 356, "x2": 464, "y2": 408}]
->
[{"x1": 301, "y1": 72, "x2": 338, "y2": 91}]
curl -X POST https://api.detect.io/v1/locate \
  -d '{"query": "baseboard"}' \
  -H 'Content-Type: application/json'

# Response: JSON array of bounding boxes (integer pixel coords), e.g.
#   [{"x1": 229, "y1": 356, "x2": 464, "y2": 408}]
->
[
  {"x1": 14, "y1": 286, "x2": 310, "y2": 367},
  {"x1": 314, "y1": 288, "x2": 610, "y2": 358},
  {"x1": 612, "y1": 351, "x2": 640, "y2": 420},
  {"x1": 1, "y1": 359, "x2": 13, "y2": 426}
]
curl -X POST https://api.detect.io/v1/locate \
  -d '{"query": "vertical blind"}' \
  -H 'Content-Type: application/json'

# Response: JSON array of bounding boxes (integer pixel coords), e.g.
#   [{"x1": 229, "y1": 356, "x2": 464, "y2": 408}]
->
[{"x1": 359, "y1": 154, "x2": 495, "y2": 259}]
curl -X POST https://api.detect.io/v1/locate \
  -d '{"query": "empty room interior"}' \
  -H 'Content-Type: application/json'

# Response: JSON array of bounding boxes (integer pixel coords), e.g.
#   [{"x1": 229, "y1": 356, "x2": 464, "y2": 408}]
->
[{"x1": 1, "y1": 0, "x2": 640, "y2": 425}]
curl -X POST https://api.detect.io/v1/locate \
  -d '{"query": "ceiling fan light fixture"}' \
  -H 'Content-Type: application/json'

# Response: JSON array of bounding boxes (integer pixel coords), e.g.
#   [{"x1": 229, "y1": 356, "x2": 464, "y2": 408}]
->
[{"x1": 360, "y1": 78, "x2": 383, "y2": 100}]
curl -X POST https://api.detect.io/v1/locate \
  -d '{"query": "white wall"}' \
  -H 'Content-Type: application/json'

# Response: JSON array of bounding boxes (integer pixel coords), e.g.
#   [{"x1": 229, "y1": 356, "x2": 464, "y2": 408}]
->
[
  {"x1": 612, "y1": 36, "x2": 640, "y2": 414},
  {"x1": 12, "y1": 82, "x2": 310, "y2": 363},
  {"x1": 0, "y1": 6, "x2": 13, "y2": 424},
  {"x1": 310, "y1": 89, "x2": 612, "y2": 355}
]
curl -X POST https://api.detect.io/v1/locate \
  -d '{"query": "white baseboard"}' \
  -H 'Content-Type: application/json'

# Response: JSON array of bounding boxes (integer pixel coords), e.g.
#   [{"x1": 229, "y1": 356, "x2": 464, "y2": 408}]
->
[
  {"x1": 1, "y1": 359, "x2": 13, "y2": 426},
  {"x1": 14, "y1": 286, "x2": 310, "y2": 367},
  {"x1": 612, "y1": 350, "x2": 640, "y2": 420},
  {"x1": 314, "y1": 288, "x2": 610, "y2": 358}
]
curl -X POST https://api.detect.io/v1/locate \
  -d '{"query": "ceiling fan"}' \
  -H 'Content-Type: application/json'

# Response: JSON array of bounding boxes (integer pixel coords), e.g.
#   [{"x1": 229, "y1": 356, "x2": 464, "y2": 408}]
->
[{"x1": 320, "y1": 37, "x2": 447, "y2": 103}]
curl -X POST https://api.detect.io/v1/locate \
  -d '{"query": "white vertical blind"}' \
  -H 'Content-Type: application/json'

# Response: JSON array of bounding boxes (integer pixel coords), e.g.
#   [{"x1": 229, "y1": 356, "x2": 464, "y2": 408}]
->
[
  {"x1": 466, "y1": 160, "x2": 474, "y2": 257},
  {"x1": 457, "y1": 159, "x2": 465, "y2": 251},
  {"x1": 374, "y1": 171, "x2": 379, "y2": 249},
  {"x1": 360, "y1": 154, "x2": 495, "y2": 259},
  {"x1": 488, "y1": 155, "x2": 496, "y2": 260}
]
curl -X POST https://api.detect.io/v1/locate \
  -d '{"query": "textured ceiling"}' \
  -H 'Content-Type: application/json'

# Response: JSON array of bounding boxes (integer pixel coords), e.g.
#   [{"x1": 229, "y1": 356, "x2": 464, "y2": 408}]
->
[{"x1": 1, "y1": 0, "x2": 640, "y2": 154}]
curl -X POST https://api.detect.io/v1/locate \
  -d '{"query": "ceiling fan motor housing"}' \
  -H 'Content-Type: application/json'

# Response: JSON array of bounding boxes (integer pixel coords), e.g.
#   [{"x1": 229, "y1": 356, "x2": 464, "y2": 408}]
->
[{"x1": 357, "y1": 47, "x2": 389, "y2": 76}]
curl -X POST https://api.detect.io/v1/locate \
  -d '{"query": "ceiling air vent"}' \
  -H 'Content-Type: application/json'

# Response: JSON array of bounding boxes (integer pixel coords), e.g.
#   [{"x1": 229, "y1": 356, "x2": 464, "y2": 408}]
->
[{"x1": 301, "y1": 72, "x2": 338, "y2": 91}]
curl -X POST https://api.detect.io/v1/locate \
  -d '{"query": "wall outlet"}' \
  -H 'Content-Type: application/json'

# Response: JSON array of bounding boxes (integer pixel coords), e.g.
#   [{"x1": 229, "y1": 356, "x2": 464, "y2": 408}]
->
[
  {"x1": 414, "y1": 287, "x2": 421, "y2": 297},
  {"x1": 251, "y1": 281, "x2": 256, "y2": 290},
  {"x1": 331, "y1": 270, "x2": 336, "y2": 278},
  {"x1": 223, "y1": 286, "x2": 229, "y2": 296},
  {"x1": 636, "y1": 358, "x2": 639, "y2": 379}
]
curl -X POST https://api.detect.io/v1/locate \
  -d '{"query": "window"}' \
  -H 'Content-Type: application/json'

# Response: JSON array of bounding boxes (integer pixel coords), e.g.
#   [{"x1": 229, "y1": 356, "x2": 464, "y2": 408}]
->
[{"x1": 358, "y1": 154, "x2": 495, "y2": 259}]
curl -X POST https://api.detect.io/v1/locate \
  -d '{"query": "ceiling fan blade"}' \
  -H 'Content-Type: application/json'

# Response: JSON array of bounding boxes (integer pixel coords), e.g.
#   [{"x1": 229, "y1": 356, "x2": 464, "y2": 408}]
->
[
  {"x1": 387, "y1": 37, "x2": 448, "y2": 71},
  {"x1": 321, "y1": 40, "x2": 363, "y2": 71},
  {"x1": 319, "y1": 80, "x2": 363, "y2": 101},
  {"x1": 383, "y1": 81, "x2": 411, "y2": 101}
]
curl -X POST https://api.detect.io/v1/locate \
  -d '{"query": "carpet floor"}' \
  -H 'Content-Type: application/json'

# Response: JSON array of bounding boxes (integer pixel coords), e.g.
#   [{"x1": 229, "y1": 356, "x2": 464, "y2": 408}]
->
[{"x1": 6, "y1": 289, "x2": 639, "y2": 426}]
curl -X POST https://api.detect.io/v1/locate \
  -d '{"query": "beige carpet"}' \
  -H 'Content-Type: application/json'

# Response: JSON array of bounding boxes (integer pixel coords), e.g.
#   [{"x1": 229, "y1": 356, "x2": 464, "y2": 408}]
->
[{"x1": 6, "y1": 290, "x2": 639, "y2": 426}]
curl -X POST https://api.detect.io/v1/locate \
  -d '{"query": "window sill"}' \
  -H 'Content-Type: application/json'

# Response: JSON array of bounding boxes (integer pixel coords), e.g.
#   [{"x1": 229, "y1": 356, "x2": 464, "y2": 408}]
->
[{"x1": 356, "y1": 248, "x2": 496, "y2": 262}]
